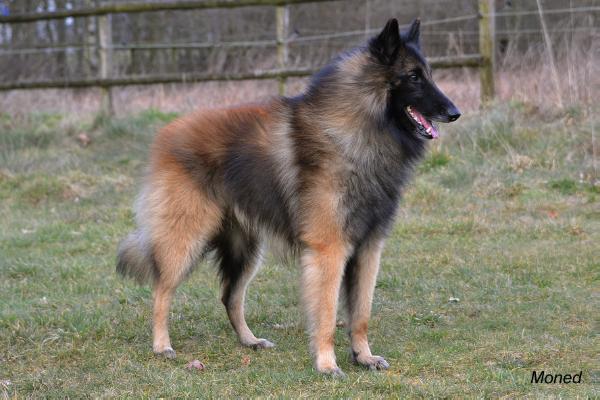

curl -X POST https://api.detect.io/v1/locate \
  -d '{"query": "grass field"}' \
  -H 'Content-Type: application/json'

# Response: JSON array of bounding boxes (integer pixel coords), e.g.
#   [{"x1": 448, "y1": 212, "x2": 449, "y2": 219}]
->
[{"x1": 0, "y1": 103, "x2": 598, "y2": 398}]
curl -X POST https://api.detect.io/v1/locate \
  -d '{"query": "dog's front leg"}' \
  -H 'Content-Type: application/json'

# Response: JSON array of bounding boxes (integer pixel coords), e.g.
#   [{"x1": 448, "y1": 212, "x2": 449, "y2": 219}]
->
[
  {"x1": 344, "y1": 236, "x2": 389, "y2": 370},
  {"x1": 301, "y1": 243, "x2": 349, "y2": 377}
]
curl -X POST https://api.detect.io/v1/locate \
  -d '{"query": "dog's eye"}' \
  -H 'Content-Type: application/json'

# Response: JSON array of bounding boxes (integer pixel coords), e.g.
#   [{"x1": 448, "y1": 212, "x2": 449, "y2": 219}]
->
[{"x1": 409, "y1": 73, "x2": 420, "y2": 82}]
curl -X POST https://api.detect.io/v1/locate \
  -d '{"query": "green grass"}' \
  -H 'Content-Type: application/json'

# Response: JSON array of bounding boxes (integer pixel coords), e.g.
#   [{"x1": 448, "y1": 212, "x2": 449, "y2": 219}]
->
[{"x1": 1, "y1": 103, "x2": 598, "y2": 398}]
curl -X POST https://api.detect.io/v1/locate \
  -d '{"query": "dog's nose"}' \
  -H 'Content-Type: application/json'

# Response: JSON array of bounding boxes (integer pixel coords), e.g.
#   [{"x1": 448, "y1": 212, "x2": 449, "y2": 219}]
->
[
  {"x1": 447, "y1": 112, "x2": 461, "y2": 122},
  {"x1": 446, "y1": 106, "x2": 461, "y2": 122}
]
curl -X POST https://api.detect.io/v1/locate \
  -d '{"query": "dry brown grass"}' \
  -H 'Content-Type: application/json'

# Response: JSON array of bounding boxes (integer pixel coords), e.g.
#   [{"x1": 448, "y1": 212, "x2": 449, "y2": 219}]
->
[{"x1": 0, "y1": 80, "x2": 277, "y2": 117}]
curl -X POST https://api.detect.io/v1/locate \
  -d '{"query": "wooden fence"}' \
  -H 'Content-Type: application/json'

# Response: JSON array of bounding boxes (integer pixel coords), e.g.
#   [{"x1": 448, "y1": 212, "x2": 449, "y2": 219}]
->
[{"x1": 0, "y1": 0, "x2": 495, "y2": 112}]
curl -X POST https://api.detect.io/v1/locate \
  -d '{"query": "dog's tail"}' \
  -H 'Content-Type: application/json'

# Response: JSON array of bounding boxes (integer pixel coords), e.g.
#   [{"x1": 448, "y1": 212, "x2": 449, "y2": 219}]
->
[{"x1": 116, "y1": 229, "x2": 157, "y2": 285}]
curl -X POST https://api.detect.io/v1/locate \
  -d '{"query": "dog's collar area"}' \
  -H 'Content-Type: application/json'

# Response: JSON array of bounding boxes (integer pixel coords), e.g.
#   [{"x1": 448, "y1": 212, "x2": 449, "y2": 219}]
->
[{"x1": 405, "y1": 106, "x2": 439, "y2": 139}]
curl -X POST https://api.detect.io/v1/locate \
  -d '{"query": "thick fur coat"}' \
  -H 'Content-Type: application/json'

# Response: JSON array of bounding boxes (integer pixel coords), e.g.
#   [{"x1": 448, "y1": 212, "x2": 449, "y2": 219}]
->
[{"x1": 117, "y1": 18, "x2": 460, "y2": 376}]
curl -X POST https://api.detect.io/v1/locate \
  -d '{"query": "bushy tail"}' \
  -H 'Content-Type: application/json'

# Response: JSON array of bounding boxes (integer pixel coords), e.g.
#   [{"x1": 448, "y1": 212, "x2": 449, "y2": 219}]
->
[{"x1": 116, "y1": 230, "x2": 157, "y2": 285}]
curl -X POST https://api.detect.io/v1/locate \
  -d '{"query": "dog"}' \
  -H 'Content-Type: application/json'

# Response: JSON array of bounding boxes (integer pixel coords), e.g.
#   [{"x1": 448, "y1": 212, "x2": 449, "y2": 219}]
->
[{"x1": 117, "y1": 18, "x2": 460, "y2": 377}]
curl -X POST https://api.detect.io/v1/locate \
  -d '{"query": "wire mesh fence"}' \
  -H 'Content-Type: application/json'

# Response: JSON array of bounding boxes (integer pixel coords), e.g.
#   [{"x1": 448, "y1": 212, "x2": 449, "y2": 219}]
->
[{"x1": 0, "y1": 0, "x2": 597, "y2": 108}]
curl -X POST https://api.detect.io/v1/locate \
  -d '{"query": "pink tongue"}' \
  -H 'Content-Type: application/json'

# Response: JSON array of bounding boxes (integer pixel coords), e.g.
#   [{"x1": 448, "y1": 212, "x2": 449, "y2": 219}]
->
[{"x1": 412, "y1": 109, "x2": 439, "y2": 139}]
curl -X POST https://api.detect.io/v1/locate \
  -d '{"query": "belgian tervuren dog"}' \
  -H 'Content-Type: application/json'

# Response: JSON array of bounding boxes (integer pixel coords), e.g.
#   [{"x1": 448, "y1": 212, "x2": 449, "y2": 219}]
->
[{"x1": 117, "y1": 18, "x2": 460, "y2": 376}]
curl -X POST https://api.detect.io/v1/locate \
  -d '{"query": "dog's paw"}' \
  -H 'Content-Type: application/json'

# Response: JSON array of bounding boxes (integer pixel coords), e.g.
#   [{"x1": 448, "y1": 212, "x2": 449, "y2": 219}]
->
[
  {"x1": 352, "y1": 353, "x2": 389, "y2": 371},
  {"x1": 249, "y1": 338, "x2": 275, "y2": 350},
  {"x1": 154, "y1": 347, "x2": 177, "y2": 359},
  {"x1": 318, "y1": 366, "x2": 347, "y2": 379}
]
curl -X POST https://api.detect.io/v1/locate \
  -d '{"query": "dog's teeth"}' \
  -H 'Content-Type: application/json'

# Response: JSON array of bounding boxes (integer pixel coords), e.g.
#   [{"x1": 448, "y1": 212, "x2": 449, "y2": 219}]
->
[{"x1": 407, "y1": 106, "x2": 426, "y2": 128}]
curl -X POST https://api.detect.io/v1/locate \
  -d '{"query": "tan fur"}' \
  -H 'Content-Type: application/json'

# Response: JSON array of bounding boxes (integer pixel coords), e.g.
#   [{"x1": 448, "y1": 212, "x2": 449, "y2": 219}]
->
[
  {"x1": 146, "y1": 166, "x2": 223, "y2": 354},
  {"x1": 347, "y1": 237, "x2": 385, "y2": 368},
  {"x1": 143, "y1": 104, "x2": 280, "y2": 356},
  {"x1": 145, "y1": 122, "x2": 228, "y2": 354},
  {"x1": 299, "y1": 178, "x2": 351, "y2": 373},
  {"x1": 301, "y1": 245, "x2": 349, "y2": 373}
]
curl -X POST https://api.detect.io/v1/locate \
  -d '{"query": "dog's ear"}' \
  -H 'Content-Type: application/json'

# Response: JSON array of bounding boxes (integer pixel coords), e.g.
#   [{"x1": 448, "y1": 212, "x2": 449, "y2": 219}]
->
[
  {"x1": 402, "y1": 18, "x2": 421, "y2": 48},
  {"x1": 370, "y1": 18, "x2": 401, "y2": 64}
]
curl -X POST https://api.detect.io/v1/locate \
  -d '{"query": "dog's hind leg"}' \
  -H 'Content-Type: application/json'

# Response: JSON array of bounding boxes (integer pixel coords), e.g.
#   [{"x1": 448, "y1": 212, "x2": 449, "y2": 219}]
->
[
  {"x1": 216, "y1": 218, "x2": 273, "y2": 349},
  {"x1": 343, "y1": 236, "x2": 389, "y2": 370},
  {"x1": 145, "y1": 173, "x2": 223, "y2": 359}
]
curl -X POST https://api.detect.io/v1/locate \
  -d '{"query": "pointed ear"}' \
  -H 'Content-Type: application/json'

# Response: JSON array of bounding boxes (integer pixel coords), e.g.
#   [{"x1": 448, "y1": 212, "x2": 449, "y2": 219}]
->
[
  {"x1": 370, "y1": 18, "x2": 401, "y2": 64},
  {"x1": 402, "y1": 18, "x2": 421, "y2": 48}
]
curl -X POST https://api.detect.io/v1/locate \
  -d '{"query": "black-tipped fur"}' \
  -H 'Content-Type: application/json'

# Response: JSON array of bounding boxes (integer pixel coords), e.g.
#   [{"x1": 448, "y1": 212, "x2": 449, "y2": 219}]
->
[
  {"x1": 402, "y1": 18, "x2": 421, "y2": 48},
  {"x1": 212, "y1": 215, "x2": 260, "y2": 306},
  {"x1": 116, "y1": 230, "x2": 158, "y2": 284},
  {"x1": 369, "y1": 18, "x2": 401, "y2": 64}
]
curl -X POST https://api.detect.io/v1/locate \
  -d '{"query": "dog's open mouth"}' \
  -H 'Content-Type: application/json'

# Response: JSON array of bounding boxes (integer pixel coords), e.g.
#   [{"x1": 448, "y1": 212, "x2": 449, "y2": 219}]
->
[{"x1": 405, "y1": 106, "x2": 439, "y2": 139}]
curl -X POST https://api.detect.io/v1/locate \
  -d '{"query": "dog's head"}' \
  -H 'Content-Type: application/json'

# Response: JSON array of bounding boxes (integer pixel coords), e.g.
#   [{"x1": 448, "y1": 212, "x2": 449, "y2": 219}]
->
[{"x1": 369, "y1": 18, "x2": 461, "y2": 139}]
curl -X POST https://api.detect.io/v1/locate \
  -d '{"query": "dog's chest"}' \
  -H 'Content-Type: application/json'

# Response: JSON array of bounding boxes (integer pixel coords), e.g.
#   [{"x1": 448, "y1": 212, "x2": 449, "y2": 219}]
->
[{"x1": 335, "y1": 136, "x2": 408, "y2": 243}]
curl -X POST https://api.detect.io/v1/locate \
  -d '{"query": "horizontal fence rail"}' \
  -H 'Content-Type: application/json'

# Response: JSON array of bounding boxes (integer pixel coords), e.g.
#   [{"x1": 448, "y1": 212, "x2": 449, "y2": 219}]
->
[
  {"x1": 0, "y1": 0, "x2": 334, "y2": 23},
  {"x1": 0, "y1": 55, "x2": 484, "y2": 91}
]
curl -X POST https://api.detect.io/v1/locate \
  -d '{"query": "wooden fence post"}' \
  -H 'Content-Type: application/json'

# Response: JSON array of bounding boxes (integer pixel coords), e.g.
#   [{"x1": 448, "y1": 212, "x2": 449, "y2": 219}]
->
[
  {"x1": 276, "y1": 5, "x2": 289, "y2": 96},
  {"x1": 98, "y1": 13, "x2": 114, "y2": 115},
  {"x1": 364, "y1": 0, "x2": 370, "y2": 39},
  {"x1": 478, "y1": 0, "x2": 495, "y2": 106}
]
